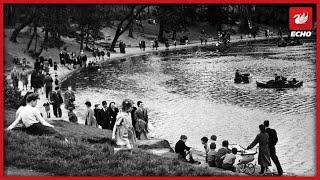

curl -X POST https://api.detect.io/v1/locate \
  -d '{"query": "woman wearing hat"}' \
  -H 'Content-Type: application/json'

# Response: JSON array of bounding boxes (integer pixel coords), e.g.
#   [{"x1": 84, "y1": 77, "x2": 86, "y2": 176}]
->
[{"x1": 112, "y1": 99, "x2": 136, "y2": 150}]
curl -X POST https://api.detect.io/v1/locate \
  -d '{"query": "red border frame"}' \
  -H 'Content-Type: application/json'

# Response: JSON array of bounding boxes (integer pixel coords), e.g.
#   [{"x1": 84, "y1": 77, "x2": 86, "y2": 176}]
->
[{"x1": 0, "y1": 1, "x2": 319, "y2": 180}]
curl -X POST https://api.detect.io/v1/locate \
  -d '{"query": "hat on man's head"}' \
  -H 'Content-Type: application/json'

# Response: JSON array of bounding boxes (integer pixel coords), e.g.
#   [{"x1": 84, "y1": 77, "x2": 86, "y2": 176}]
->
[{"x1": 102, "y1": 101, "x2": 107, "y2": 106}]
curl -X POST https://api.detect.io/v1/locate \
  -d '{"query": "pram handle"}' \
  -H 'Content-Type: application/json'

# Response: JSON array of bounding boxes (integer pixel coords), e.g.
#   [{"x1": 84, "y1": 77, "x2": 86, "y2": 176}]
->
[{"x1": 229, "y1": 144, "x2": 258, "y2": 153}]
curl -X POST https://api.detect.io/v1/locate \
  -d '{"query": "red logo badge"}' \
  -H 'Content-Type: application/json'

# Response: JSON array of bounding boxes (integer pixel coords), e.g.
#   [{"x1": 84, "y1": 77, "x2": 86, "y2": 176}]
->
[{"x1": 289, "y1": 7, "x2": 312, "y2": 30}]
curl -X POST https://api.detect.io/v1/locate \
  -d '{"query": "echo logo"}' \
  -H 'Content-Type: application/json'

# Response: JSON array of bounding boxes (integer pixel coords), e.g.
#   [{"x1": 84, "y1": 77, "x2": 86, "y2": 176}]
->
[{"x1": 289, "y1": 7, "x2": 312, "y2": 30}]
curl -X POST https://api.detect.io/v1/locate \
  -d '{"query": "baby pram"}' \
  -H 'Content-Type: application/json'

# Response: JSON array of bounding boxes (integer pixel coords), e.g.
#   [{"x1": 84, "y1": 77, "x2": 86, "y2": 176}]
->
[{"x1": 229, "y1": 144, "x2": 257, "y2": 175}]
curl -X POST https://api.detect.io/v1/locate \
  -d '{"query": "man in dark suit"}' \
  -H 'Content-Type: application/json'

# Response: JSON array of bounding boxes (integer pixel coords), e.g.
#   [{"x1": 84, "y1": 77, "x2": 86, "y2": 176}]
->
[
  {"x1": 264, "y1": 120, "x2": 283, "y2": 176},
  {"x1": 135, "y1": 101, "x2": 148, "y2": 123},
  {"x1": 134, "y1": 101, "x2": 148, "y2": 139},
  {"x1": 131, "y1": 105, "x2": 138, "y2": 137},
  {"x1": 50, "y1": 86, "x2": 63, "y2": 118},
  {"x1": 97, "y1": 101, "x2": 109, "y2": 130}
]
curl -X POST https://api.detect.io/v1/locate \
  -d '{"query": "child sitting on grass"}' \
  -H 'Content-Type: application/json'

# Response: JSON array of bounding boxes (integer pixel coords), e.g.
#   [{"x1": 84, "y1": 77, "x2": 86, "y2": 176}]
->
[
  {"x1": 221, "y1": 147, "x2": 238, "y2": 172},
  {"x1": 208, "y1": 142, "x2": 217, "y2": 167},
  {"x1": 201, "y1": 136, "x2": 209, "y2": 163},
  {"x1": 68, "y1": 107, "x2": 78, "y2": 123}
]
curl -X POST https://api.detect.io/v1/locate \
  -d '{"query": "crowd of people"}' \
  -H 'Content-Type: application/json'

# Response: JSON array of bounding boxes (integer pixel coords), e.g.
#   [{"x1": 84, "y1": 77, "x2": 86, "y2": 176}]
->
[
  {"x1": 59, "y1": 48, "x2": 88, "y2": 69},
  {"x1": 84, "y1": 99, "x2": 149, "y2": 143},
  {"x1": 174, "y1": 120, "x2": 283, "y2": 176},
  {"x1": 9, "y1": 32, "x2": 211, "y2": 92},
  {"x1": 7, "y1": 92, "x2": 283, "y2": 176},
  {"x1": 7, "y1": 31, "x2": 287, "y2": 175}
]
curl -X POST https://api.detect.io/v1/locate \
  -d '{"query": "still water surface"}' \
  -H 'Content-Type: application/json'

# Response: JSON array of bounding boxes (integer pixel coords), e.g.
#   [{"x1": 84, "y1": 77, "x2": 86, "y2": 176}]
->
[{"x1": 63, "y1": 42, "x2": 315, "y2": 175}]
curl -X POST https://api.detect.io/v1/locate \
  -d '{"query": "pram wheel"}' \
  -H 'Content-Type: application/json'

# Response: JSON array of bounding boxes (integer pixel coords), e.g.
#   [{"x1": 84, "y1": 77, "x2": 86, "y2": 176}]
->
[
  {"x1": 238, "y1": 164, "x2": 246, "y2": 173},
  {"x1": 247, "y1": 163, "x2": 255, "y2": 175}
]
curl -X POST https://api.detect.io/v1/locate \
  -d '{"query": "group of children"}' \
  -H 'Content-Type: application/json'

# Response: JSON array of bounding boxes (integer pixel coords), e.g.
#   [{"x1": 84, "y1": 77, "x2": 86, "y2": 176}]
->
[{"x1": 201, "y1": 135, "x2": 238, "y2": 172}]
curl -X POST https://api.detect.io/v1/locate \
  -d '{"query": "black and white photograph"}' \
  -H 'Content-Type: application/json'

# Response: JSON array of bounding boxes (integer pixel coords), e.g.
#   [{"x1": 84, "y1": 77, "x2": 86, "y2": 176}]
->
[{"x1": 3, "y1": 4, "x2": 317, "y2": 176}]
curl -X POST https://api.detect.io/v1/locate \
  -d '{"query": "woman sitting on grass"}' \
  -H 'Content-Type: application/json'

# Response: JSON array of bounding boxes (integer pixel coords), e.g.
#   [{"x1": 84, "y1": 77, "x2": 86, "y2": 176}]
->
[
  {"x1": 6, "y1": 93, "x2": 68, "y2": 142},
  {"x1": 112, "y1": 99, "x2": 136, "y2": 150}
]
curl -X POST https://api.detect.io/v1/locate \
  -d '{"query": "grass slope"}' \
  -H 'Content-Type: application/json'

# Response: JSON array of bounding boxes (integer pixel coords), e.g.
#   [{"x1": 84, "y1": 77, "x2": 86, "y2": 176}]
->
[{"x1": 5, "y1": 109, "x2": 239, "y2": 176}]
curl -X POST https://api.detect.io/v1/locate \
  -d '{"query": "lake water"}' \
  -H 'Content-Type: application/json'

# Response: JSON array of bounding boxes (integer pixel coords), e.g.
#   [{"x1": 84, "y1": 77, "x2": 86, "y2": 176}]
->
[{"x1": 62, "y1": 42, "x2": 316, "y2": 176}]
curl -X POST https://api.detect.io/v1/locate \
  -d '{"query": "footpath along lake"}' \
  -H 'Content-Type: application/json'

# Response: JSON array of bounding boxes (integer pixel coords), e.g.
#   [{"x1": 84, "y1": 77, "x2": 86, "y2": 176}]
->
[{"x1": 62, "y1": 41, "x2": 316, "y2": 176}]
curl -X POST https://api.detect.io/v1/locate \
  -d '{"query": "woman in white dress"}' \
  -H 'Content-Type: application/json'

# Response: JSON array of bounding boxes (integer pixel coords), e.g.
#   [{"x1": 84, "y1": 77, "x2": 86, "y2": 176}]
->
[{"x1": 112, "y1": 99, "x2": 136, "y2": 150}]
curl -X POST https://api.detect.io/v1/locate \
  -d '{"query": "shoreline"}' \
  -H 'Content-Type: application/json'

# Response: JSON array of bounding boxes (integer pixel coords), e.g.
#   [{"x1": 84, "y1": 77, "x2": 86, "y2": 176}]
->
[
  {"x1": 8, "y1": 36, "x2": 299, "y2": 176},
  {"x1": 60, "y1": 36, "x2": 280, "y2": 84}
]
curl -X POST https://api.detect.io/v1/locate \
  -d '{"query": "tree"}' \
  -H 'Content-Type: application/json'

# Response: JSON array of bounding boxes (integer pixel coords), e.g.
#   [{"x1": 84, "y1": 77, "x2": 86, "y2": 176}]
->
[
  {"x1": 205, "y1": 5, "x2": 229, "y2": 33},
  {"x1": 155, "y1": 5, "x2": 196, "y2": 42},
  {"x1": 24, "y1": 5, "x2": 70, "y2": 56},
  {"x1": 109, "y1": 5, "x2": 147, "y2": 52},
  {"x1": 9, "y1": 6, "x2": 36, "y2": 42},
  {"x1": 72, "y1": 5, "x2": 110, "y2": 51}
]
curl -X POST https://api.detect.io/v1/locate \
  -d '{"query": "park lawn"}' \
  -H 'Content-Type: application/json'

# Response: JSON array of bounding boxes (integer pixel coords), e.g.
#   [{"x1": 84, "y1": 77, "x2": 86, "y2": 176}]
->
[{"x1": 4, "y1": 109, "x2": 237, "y2": 176}]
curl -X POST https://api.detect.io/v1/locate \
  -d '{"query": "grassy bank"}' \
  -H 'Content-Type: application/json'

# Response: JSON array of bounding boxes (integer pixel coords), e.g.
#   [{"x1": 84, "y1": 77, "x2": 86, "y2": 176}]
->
[{"x1": 4, "y1": 110, "x2": 241, "y2": 176}]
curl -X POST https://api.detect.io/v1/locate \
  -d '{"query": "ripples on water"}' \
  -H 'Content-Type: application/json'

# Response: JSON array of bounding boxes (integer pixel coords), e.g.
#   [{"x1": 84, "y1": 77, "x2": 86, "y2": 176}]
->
[{"x1": 62, "y1": 42, "x2": 316, "y2": 176}]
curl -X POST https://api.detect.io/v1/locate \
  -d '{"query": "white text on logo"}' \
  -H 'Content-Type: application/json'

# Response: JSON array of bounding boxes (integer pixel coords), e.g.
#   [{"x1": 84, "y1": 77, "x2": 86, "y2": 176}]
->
[{"x1": 290, "y1": 31, "x2": 312, "y2": 37}]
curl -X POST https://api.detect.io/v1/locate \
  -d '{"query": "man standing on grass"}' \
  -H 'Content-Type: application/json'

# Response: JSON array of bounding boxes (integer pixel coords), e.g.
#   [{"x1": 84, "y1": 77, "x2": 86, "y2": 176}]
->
[
  {"x1": 44, "y1": 73, "x2": 53, "y2": 100},
  {"x1": 264, "y1": 120, "x2": 283, "y2": 176},
  {"x1": 97, "y1": 101, "x2": 109, "y2": 129},
  {"x1": 10, "y1": 66, "x2": 19, "y2": 90},
  {"x1": 20, "y1": 67, "x2": 29, "y2": 91},
  {"x1": 134, "y1": 101, "x2": 148, "y2": 140},
  {"x1": 50, "y1": 86, "x2": 63, "y2": 118}
]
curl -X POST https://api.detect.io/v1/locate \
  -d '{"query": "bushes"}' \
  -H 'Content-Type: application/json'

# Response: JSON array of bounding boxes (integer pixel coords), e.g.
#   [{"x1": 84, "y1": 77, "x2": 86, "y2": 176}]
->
[{"x1": 4, "y1": 80, "x2": 22, "y2": 109}]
